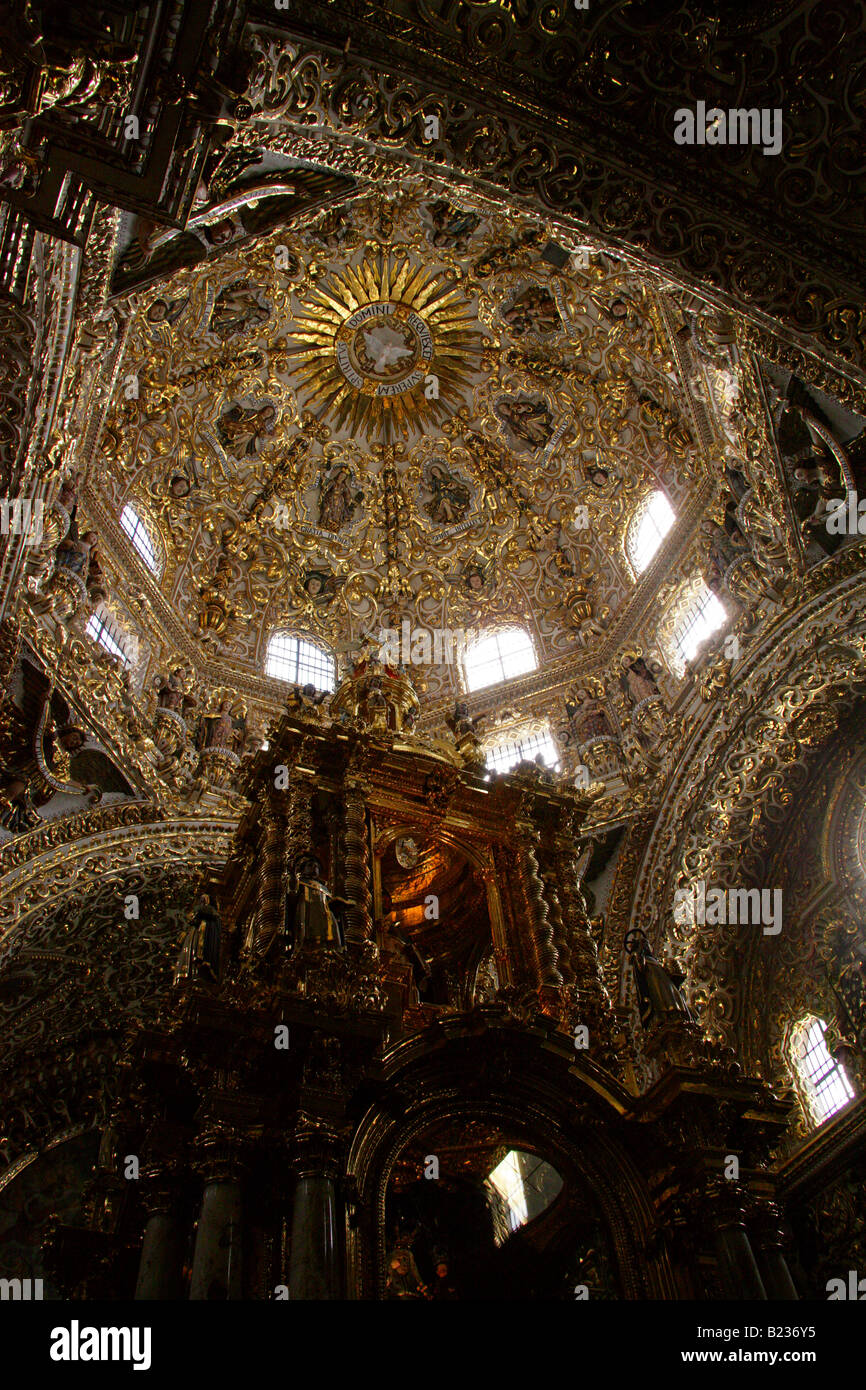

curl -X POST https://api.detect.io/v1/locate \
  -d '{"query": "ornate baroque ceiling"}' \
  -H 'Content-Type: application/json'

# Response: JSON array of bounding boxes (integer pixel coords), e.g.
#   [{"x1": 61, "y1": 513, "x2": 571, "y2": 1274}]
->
[
  {"x1": 1, "y1": 0, "x2": 866, "y2": 1171},
  {"x1": 88, "y1": 188, "x2": 711, "y2": 712}
]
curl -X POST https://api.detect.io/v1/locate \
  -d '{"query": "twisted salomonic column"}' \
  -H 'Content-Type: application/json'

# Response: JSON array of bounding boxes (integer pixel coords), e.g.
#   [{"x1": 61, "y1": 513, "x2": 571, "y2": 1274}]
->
[
  {"x1": 536, "y1": 844, "x2": 574, "y2": 986},
  {"x1": 554, "y1": 831, "x2": 611, "y2": 1030},
  {"x1": 251, "y1": 794, "x2": 284, "y2": 960},
  {"x1": 516, "y1": 825, "x2": 561, "y2": 988},
  {"x1": 189, "y1": 1127, "x2": 247, "y2": 1300},
  {"x1": 343, "y1": 777, "x2": 373, "y2": 942},
  {"x1": 284, "y1": 762, "x2": 314, "y2": 862}
]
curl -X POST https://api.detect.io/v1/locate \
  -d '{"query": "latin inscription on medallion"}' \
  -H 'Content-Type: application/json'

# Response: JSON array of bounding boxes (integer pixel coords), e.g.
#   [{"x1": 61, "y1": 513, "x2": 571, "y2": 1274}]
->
[{"x1": 335, "y1": 301, "x2": 434, "y2": 397}]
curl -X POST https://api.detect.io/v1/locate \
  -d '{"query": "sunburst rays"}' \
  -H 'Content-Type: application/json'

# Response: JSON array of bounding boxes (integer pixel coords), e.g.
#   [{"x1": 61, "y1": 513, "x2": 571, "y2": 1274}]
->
[{"x1": 284, "y1": 251, "x2": 485, "y2": 440}]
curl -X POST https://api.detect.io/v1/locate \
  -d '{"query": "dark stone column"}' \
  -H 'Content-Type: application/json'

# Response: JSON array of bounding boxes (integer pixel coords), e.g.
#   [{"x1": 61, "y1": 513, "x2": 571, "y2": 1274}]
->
[
  {"x1": 287, "y1": 1116, "x2": 343, "y2": 1300},
  {"x1": 190, "y1": 1131, "x2": 245, "y2": 1301},
  {"x1": 753, "y1": 1203, "x2": 799, "y2": 1300},
  {"x1": 710, "y1": 1190, "x2": 768, "y2": 1300},
  {"x1": 288, "y1": 1176, "x2": 340, "y2": 1299},
  {"x1": 758, "y1": 1246, "x2": 799, "y2": 1301},
  {"x1": 135, "y1": 1183, "x2": 185, "y2": 1300}
]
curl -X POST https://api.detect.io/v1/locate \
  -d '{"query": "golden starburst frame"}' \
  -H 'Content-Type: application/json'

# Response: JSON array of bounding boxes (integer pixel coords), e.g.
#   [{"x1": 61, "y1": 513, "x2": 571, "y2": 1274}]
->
[{"x1": 285, "y1": 251, "x2": 486, "y2": 440}]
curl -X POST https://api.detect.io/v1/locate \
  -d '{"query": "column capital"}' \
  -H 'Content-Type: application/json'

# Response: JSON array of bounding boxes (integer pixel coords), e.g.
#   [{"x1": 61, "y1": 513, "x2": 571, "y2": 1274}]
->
[
  {"x1": 139, "y1": 1165, "x2": 184, "y2": 1217},
  {"x1": 289, "y1": 1113, "x2": 343, "y2": 1180},
  {"x1": 192, "y1": 1123, "x2": 255, "y2": 1184}
]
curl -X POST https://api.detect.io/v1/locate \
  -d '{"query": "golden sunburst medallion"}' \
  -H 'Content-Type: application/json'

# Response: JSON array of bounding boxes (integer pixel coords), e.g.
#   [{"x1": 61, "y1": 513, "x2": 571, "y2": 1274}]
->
[{"x1": 284, "y1": 251, "x2": 486, "y2": 440}]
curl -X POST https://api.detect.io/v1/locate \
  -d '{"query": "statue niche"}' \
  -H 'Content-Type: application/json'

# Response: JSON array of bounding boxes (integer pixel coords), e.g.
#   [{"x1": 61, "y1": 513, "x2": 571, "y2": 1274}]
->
[
  {"x1": 285, "y1": 853, "x2": 352, "y2": 953},
  {"x1": 174, "y1": 892, "x2": 223, "y2": 985},
  {"x1": 376, "y1": 833, "x2": 494, "y2": 1019}
]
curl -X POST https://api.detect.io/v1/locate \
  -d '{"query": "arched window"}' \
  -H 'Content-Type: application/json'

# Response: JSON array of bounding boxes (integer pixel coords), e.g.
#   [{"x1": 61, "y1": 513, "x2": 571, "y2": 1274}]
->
[
  {"x1": 671, "y1": 582, "x2": 726, "y2": 668},
  {"x1": 486, "y1": 1150, "x2": 563, "y2": 1245},
  {"x1": 85, "y1": 607, "x2": 131, "y2": 667},
  {"x1": 265, "y1": 631, "x2": 336, "y2": 691},
  {"x1": 120, "y1": 501, "x2": 161, "y2": 575},
  {"x1": 627, "y1": 490, "x2": 675, "y2": 575},
  {"x1": 485, "y1": 723, "x2": 560, "y2": 775},
  {"x1": 789, "y1": 1017, "x2": 855, "y2": 1126},
  {"x1": 463, "y1": 627, "x2": 537, "y2": 693}
]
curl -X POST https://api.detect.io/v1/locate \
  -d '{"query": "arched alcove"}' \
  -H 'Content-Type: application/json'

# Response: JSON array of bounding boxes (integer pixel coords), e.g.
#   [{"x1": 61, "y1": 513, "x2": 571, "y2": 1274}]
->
[{"x1": 345, "y1": 1029, "x2": 667, "y2": 1301}]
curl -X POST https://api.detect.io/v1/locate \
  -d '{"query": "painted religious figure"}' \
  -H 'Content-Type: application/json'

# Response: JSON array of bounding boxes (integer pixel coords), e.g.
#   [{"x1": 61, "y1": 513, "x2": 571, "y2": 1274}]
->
[
  {"x1": 423, "y1": 198, "x2": 481, "y2": 250},
  {"x1": 145, "y1": 295, "x2": 189, "y2": 328},
  {"x1": 317, "y1": 463, "x2": 363, "y2": 533},
  {"x1": 55, "y1": 516, "x2": 97, "y2": 578},
  {"x1": 208, "y1": 280, "x2": 271, "y2": 341},
  {"x1": 310, "y1": 208, "x2": 356, "y2": 249},
  {"x1": 421, "y1": 460, "x2": 471, "y2": 525},
  {"x1": 303, "y1": 568, "x2": 344, "y2": 607},
  {"x1": 564, "y1": 690, "x2": 612, "y2": 743},
  {"x1": 156, "y1": 667, "x2": 197, "y2": 718},
  {"x1": 497, "y1": 396, "x2": 555, "y2": 449},
  {"x1": 620, "y1": 656, "x2": 662, "y2": 707},
  {"x1": 624, "y1": 929, "x2": 694, "y2": 1029},
  {"x1": 447, "y1": 555, "x2": 495, "y2": 597},
  {"x1": 501, "y1": 286, "x2": 561, "y2": 335},
  {"x1": 385, "y1": 1247, "x2": 427, "y2": 1299},
  {"x1": 217, "y1": 402, "x2": 277, "y2": 457},
  {"x1": 201, "y1": 699, "x2": 243, "y2": 751},
  {"x1": 174, "y1": 893, "x2": 222, "y2": 984},
  {"x1": 286, "y1": 855, "x2": 352, "y2": 951}
]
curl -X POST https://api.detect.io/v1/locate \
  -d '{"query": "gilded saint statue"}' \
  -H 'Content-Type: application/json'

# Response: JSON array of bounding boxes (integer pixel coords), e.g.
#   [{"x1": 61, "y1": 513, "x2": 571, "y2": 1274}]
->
[
  {"x1": 174, "y1": 893, "x2": 222, "y2": 985},
  {"x1": 208, "y1": 280, "x2": 270, "y2": 341},
  {"x1": 286, "y1": 855, "x2": 352, "y2": 951},
  {"x1": 318, "y1": 464, "x2": 362, "y2": 533},
  {"x1": 624, "y1": 929, "x2": 694, "y2": 1029}
]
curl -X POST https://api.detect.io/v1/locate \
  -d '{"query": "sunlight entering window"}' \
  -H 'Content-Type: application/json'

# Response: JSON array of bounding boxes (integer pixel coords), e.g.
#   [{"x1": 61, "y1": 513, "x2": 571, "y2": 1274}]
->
[
  {"x1": 672, "y1": 585, "x2": 726, "y2": 666},
  {"x1": 485, "y1": 1150, "x2": 563, "y2": 1246},
  {"x1": 487, "y1": 1152, "x2": 528, "y2": 1235},
  {"x1": 463, "y1": 627, "x2": 537, "y2": 693},
  {"x1": 486, "y1": 726, "x2": 560, "y2": 775},
  {"x1": 790, "y1": 1017, "x2": 855, "y2": 1126},
  {"x1": 85, "y1": 610, "x2": 130, "y2": 667},
  {"x1": 265, "y1": 632, "x2": 335, "y2": 691},
  {"x1": 629, "y1": 491, "x2": 675, "y2": 575},
  {"x1": 120, "y1": 503, "x2": 159, "y2": 574}
]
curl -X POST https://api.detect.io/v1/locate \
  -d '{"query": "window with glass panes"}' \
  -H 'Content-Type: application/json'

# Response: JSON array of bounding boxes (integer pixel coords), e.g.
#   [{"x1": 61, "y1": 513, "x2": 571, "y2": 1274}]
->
[
  {"x1": 672, "y1": 585, "x2": 726, "y2": 667},
  {"x1": 485, "y1": 726, "x2": 560, "y2": 775},
  {"x1": 85, "y1": 609, "x2": 131, "y2": 666},
  {"x1": 791, "y1": 1017, "x2": 855, "y2": 1125},
  {"x1": 265, "y1": 632, "x2": 336, "y2": 691},
  {"x1": 120, "y1": 503, "x2": 160, "y2": 574},
  {"x1": 463, "y1": 627, "x2": 537, "y2": 693},
  {"x1": 628, "y1": 490, "x2": 675, "y2": 575}
]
